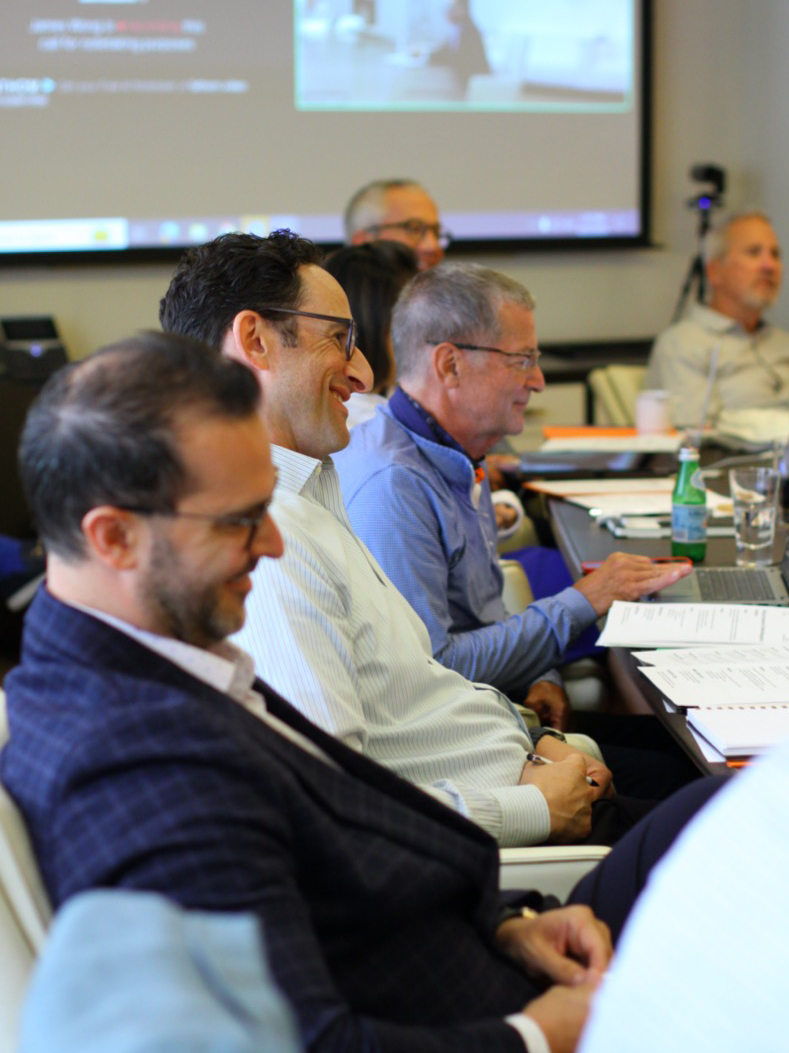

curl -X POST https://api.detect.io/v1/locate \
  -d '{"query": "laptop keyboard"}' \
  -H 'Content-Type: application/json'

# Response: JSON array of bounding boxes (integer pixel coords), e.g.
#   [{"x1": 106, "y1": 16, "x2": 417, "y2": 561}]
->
[{"x1": 697, "y1": 568, "x2": 777, "y2": 602}]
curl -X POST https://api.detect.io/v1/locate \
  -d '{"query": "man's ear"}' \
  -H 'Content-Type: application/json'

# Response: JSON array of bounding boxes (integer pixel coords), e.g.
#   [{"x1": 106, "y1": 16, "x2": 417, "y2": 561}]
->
[
  {"x1": 705, "y1": 257, "x2": 721, "y2": 294},
  {"x1": 81, "y1": 507, "x2": 142, "y2": 569},
  {"x1": 228, "y1": 310, "x2": 273, "y2": 372},
  {"x1": 433, "y1": 341, "x2": 462, "y2": 389}
]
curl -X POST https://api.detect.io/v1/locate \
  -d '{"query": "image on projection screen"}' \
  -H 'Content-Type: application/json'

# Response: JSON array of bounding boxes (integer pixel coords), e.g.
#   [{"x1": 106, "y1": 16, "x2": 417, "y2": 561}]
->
[
  {"x1": 0, "y1": 0, "x2": 645, "y2": 257},
  {"x1": 296, "y1": 0, "x2": 634, "y2": 112}
]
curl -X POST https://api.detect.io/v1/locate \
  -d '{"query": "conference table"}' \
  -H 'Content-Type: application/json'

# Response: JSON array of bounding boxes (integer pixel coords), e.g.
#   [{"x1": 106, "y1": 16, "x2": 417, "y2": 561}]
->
[{"x1": 545, "y1": 487, "x2": 783, "y2": 778}]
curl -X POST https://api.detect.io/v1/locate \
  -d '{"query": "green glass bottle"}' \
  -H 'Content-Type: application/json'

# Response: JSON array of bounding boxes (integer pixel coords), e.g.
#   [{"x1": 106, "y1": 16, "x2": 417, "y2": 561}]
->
[{"x1": 671, "y1": 446, "x2": 707, "y2": 562}]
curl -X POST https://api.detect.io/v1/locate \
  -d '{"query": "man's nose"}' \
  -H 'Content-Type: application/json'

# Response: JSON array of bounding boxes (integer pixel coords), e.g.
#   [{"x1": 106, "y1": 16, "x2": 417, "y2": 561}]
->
[
  {"x1": 347, "y1": 346, "x2": 374, "y2": 393},
  {"x1": 252, "y1": 514, "x2": 284, "y2": 560},
  {"x1": 528, "y1": 365, "x2": 546, "y2": 392}
]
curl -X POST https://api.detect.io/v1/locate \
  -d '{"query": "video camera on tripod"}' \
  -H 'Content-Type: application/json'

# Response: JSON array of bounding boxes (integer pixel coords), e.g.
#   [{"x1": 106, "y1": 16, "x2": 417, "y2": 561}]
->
[
  {"x1": 673, "y1": 163, "x2": 728, "y2": 321},
  {"x1": 687, "y1": 163, "x2": 726, "y2": 216}
]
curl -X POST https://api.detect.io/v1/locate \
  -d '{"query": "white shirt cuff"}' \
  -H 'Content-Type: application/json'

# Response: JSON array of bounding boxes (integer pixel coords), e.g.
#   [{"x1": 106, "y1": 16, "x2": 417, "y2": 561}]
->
[{"x1": 506, "y1": 1012, "x2": 552, "y2": 1053}]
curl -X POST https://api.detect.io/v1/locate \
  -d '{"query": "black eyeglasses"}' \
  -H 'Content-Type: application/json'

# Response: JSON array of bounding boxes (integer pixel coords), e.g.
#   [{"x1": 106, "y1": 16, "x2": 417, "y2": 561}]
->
[
  {"x1": 365, "y1": 219, "x2": 452, "y2": 249},
  {"x1": 118, "y1": 499, "x2": 275, "y2": 552},
  {"x1": 427, "y1": 340, "x2": 541, "y2": 373},
  {"x1": 257, "y1": 306, "x2": 358, "y2": 361}
]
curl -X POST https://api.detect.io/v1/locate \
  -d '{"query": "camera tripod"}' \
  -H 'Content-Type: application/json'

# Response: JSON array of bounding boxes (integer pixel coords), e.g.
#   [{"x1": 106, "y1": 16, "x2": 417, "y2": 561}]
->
[{"x1": 671, "y1": 195, "x2": 720, "y2": 322}]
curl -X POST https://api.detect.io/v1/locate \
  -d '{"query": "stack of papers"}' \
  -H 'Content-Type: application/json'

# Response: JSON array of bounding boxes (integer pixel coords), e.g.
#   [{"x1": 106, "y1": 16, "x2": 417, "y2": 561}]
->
[
  {"x1": 604, "y1": 515, "x2": 734, "y2": 539},
  {"x1": 624, "y1": 639, "x2": 789, "y2": 758},
  {"x1": 540, "y1": 426, "x2": 682, "y2": 454},
  {"x1": 685, "y1": 707, "x2": 789, "y2": 757},
  {"x1": 638, "y1": 655, "x2": 789, "y2": 708},
  {"x1": 523, "y1": 477, "x2": 732, "y2": 521}
]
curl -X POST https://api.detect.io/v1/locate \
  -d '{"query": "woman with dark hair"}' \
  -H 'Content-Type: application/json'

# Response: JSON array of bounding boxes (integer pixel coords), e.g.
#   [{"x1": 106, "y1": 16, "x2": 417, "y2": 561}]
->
[{"x1": 324, "y1": 240, "x2": 419, "y2": 428}]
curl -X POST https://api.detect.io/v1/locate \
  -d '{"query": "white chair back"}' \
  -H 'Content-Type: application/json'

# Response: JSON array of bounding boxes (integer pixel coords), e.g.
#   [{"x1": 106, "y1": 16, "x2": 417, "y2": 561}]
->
[
  {"x1": 499, "y1": 845, "x2": 610, "y2": 900},
  {"x1": 0, "y1": 687, "x2": 52, "y2": 1053},
  {"x1": 499, "y1": 559, "x2": 534, "y2": 613},
  {"x1": 588, "y1": 365, "x2": 647, "y2": 426}
]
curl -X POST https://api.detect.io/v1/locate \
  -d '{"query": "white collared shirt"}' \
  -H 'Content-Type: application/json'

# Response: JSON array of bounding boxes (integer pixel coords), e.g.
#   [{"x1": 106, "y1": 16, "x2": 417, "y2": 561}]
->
[
  {"x1": 646, "y1": 302, "x2": 789, "y2": 426},
  {"x1": 233, "y1": 445, "x2": 550, "y2": 847},
  {"x1": 71, "y1": 603, "x2": 336, "y2": 768}
]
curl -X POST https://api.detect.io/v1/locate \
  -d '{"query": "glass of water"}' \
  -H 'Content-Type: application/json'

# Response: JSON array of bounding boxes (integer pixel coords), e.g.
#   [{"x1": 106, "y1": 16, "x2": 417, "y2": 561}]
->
[{"x1": 728, "y1": 466, "x2": 779, "y2": 566}]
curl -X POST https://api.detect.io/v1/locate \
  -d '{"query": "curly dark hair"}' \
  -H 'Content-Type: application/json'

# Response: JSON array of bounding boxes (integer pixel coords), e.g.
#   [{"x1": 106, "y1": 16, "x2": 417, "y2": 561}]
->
[{"x1": 159, "y1": 229, "x2": 324, "y2": 350}]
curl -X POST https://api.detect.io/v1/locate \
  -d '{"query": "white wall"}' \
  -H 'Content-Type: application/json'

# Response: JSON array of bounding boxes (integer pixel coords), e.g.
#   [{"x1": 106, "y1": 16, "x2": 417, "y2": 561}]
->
[
  {"x1": 742, "y1": 0, "x2": 789, "y2": 334},
  {"x1": 0, "y1": 0, "x2": 776, "y2": 359}
]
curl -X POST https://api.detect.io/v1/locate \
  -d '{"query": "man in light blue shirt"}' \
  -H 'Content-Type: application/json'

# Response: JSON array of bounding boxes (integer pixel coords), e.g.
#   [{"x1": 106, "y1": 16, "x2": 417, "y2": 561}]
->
[
  {"x1": 333, "y1": 265, "x2": 681, "y2": 702},
  {"x1": 333, "y1": 262, "x2": 697, "y2": 797}
]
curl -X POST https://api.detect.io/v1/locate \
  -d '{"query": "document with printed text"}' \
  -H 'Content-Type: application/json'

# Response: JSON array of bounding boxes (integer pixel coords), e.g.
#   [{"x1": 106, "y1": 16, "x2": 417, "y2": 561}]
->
[
  {"x1": 598, "y1": 602, "x2": 789, "y2": 648},
  {"x1": 639, "y1": 662, "x2": 789, "y2": 708}
]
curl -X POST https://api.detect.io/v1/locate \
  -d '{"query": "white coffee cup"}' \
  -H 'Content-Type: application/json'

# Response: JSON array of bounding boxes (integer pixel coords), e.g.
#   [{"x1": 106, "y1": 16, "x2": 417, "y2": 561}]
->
[{"x1": 635, "y1": 389, "x2": 671, "y2": 435}]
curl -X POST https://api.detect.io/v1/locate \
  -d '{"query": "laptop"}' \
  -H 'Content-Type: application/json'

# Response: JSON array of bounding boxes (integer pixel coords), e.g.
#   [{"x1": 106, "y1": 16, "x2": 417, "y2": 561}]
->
[{"x1": 651, "y1": 538, "x2": 789, "y2": 605}]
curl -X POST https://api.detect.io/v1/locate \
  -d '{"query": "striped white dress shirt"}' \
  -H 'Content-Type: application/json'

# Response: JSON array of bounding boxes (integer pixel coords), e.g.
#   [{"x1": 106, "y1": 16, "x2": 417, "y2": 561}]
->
[
  {"x1": 71, "y1": 603, "x2": 337, "y2": 768},
  {"x1": 233, "y1": 446, "x2": 550, "y2": 847}
]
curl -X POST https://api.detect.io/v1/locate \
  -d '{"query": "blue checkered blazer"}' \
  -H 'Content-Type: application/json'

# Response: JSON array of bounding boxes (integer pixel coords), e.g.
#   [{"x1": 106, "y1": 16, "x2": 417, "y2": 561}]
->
[{"x1": 2, "y1": 590, "x2": 533, "y2": 1053}]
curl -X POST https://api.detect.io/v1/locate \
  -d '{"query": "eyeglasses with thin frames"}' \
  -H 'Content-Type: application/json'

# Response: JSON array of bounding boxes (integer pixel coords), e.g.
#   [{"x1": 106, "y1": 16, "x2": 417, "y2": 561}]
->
[
  {"x1": 427, "y1": 340, "x2": 541, "y2": 373},
  {"x1": 365, "y1": 219, "x2": 452, "y2": 249},
  {"x1": 118, "y1": 498, "x2": 275, "y2": 552},
  {"x1": 257, "y1": 306, "x2": 358, "y2": 361}
]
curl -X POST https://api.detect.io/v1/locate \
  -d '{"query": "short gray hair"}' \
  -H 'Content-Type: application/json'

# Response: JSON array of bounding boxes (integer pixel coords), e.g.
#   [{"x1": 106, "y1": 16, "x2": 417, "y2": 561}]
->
[
  {"x1": 703, "y1": 210, "x2": 774, "y2": 264},
  {"x1": 343, "y1": 178, "x2": 427, "y2": 241},
  {"x1": 391, "y1": 262, "x2": 536, "y2": 381}
]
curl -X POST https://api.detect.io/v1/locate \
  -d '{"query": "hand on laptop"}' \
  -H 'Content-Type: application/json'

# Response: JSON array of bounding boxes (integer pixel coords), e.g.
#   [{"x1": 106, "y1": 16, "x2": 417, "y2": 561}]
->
[{"x1": 573, "y1": 552, "x2": 693, "y2": 616}]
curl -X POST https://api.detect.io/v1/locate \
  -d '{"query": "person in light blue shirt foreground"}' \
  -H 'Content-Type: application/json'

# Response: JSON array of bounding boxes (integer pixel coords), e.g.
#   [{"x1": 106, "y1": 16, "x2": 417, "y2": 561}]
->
[
  {"x1": 579, "y1": 735, "x2": 789, "y2": 1053},
  {"x1": 18, "y1": 891, "x2": 301, "y2": 1053}
]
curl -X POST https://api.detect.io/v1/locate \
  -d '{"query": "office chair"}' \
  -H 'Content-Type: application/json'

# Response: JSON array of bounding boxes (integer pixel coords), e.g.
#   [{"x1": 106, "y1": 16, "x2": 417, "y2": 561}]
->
[{"x1": 587, "y1": 365, "x2": 647, "y2": 426}]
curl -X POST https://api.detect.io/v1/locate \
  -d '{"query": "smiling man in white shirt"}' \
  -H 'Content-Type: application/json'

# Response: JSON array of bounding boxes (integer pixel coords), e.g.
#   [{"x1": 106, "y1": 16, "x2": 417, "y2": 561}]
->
[{"x1": 159, "y1": 230, "x2": 702, "y2": 851}]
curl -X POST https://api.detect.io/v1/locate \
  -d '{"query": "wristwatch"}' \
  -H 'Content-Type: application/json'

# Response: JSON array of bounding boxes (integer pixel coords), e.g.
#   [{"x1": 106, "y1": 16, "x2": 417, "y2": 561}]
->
[{"x1": 531, "y1": 727, "x2": 567, "y2": 744}]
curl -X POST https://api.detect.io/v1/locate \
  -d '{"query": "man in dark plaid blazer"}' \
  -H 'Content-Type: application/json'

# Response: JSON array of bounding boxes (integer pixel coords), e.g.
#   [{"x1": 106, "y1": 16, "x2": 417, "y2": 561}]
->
[{"x1": 2, "y1": 332, "x2": 720, "y2": 1053}]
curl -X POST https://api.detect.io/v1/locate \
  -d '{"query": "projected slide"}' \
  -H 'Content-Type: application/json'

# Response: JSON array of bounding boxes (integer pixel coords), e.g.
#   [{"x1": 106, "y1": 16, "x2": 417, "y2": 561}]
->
[
  {"x1": 4, "y1": 6, "x2": 249, "y2": 111},
  {"x1": 0, "y1": 0, "x2": 647, "y2": 257},
  {"x1": 296, "y1": 0, "x2": 634, "y2": 110}
]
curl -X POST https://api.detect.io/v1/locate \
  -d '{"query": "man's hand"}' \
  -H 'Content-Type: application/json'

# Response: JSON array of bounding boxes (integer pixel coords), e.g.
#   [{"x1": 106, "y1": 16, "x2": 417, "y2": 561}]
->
[
  {"x1": 519, "y1": 753, "x2": 594, "y2": 842},
  {"x1": 494, "y1": 502, "x2": 518, "y2": 531},
  {"x1": 486, "y1": 453, "x2": 521, "y2": 490},
  {"x1": 573, "y1": 551, "x2": 693, "y2": 616},
  {"x1": 500, "y1": 905, "x2": 610, "y2": 1050},
  {"x1": 535, "y1": 734, "x2": 615, "y2": 800},
  {"x1": 496, "y1": 904, "x2": 613, "y2": 984},
  {"x1": 523, "y1": 982, "x2": 601, "y2": 1053},
  {"x1": 524, "y1": 681, "x2": 572, "y2": 732}
]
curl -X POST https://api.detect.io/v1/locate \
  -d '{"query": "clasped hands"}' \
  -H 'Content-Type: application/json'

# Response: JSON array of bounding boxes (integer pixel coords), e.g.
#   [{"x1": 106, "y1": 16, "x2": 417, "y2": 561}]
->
[{"x1": 497, "y1": 905, "x2": 612, "y2": 1053}]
